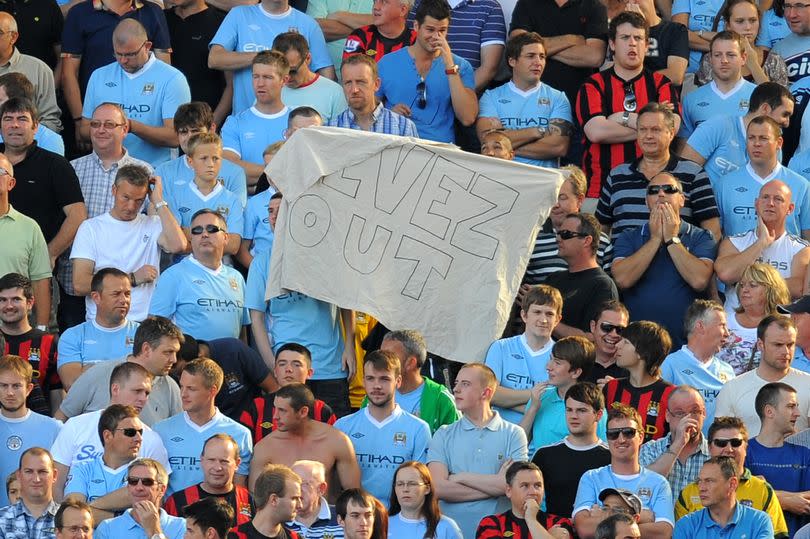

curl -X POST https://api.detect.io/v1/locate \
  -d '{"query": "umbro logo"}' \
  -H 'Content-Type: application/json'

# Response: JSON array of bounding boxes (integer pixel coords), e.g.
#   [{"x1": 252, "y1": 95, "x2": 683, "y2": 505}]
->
[
  {"x1": 179, "y1": 206, "x2": 191, "y2": 213},
  {"x1": 192, "y1": 279, "x2": 205, "y2": 285},
  {"x1": 498, "y1": 99, "x2": 511, "y2": 104},
  {"x1": 697, "y1": 102, "x2": 709, "y2": 107},
  {"x1": 171, "y1": 436, "x2": 184, "y2": 442},
  {"x1": 92, "y1": 479, "x2": 104, "y2": 484},
  {"x1": 682, "y1": 369, "x2": 694, "y2": 375},
  {"x1": 735, "y1": 187, "x2": 748, "y2": 193},
  {"x1": 351, "y1": 432, "x2": 365, "y2": 439},
  {"x1": 511, "y1": 354, "x2": 522, "y2": 359},
  {"x1": 105, "y1": 82, "x2": 117, "y2": 87}
]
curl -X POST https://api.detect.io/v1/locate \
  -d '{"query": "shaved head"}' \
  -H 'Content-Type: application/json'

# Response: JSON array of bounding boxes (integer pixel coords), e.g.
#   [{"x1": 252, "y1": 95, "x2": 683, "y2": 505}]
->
[{"x1": 113, "y1": 19, "x2": 148, "y2": 45}]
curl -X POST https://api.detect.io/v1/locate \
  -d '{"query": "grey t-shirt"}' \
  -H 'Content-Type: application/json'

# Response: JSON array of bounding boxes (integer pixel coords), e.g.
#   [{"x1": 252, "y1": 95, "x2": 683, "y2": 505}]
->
[{"x1": 59, "y1": 359, "x2": 181, "y2": 426}]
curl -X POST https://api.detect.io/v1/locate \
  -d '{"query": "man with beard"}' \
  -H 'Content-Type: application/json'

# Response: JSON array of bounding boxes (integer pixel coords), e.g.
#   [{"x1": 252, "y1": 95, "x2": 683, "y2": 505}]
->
[{"x1": 334, "y1": 350, "x2": 430, "y2": 506}]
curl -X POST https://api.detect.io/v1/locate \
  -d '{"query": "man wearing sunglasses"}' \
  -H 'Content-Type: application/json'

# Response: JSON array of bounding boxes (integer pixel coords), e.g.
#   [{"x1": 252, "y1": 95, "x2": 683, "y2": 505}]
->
[
  {"x1": 94, "y1": 458, "x2": 185, "y2": 539},
  {"x1": 274, "y1": 32, "x2": 346, "y2": 123},
  {"x1": 675, "y1": 416, "x2": 789, "y2": 538},
  {"x1": 150, "y1": 209, "x2": 249, "y2": 341},
  {"x1": 583, "y1": 301, "x2": 629, "y2": 385},
  {"x1": 573, "y1": 403, "x2": 674, "y2": 539},
  {"x1": 63, "y1": 405, "x2": 146, "y2": 525},
  {"x1": 612, "y1": 173, "x2": 716, "y2": 350}
]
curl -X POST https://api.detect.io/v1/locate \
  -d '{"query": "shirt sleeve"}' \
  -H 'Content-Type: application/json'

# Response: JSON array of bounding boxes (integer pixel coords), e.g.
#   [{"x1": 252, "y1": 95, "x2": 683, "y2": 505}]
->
[
  {"x1": 81, "y1": 69, "x2": 101, "y2": 119},
  {"x1": 50, "y1": 422, "x2": 76, "y2": 466},
  {"x1": 481, "y1": 3, "x2": 506, "y2": 47},
  {"x1": 426, "y1": 424, "x2": 450, "y2": 465},
  {"x1": 58, "y1": 367, "x2": 96, "y2": 417},
  {"x1": 670, "y1": 22, "x2": 690, "y2": 59},
  {"x1": 162, "y1": 73, "x2": 192, "y2": 120},
  {"x1": 508, "y1": 0, "x2": 534, "y2": 34},
  {"x1": 57, "y1": 326, "x2": 82, "y2": 367},
  {"x1": 650, "y1": 477, "x2": 675, "y2": 524},
  {"x1": 221, "y1": 115, "x2": 241, "y2": 158},
  {"x1": 478, "y1": 89, "x2": 499, "y2": 120},
  {"x1": 689, "y1": 229, "x2": 718, "y2": 260},
  {"x1": 225, "y1": 197, "x2": 245, "y2": 236},
  {"x1": 413, "y1": 421, "x2": 431, "y2": 463},
  {"x1": 551, "y1": 91, "x2": 573, "y2": 123},
  {"x1": 680, "y1": 94, "x2": 696, "y2": 139},
  {"x1": 146, "y1": 5, "x2": 172, "y2": 50},
  {"x1": 306, "y1": 23, "x2": 334, "y2": 72},
  {"x1": 575, "y1": 77, "x2": 605, "y2": 127},
  {"x1": 673, "y1": 518, "x2": 692, "y2": 539},
  {"x1": 459, "y1": 58, "x2": 475, "y2": 90},
  {"x1": 343, "y1": 30, "x2": 367, "y2": 59},
  {"x1": 798, "y1": 185, "x2": 810, "y2": 230},
  {"x1": 508, "y1": 425, "x2": 529, "y2": 460},
  {"x1": 51, "y1": 155, "x2": 85, "y2": 208},
  {"x1": 595, "y1": 174, "x2": 614, "y2": 224},
  {"x1": 60, "y1": 5, "x2": 84, "y2": 56},
  {"x1": 63, "y1": 463, "x2": 88, "y2": 497},
  {"x1": 210, "y1": 8, "x2": 239, "y2": 50},
  {"x1": 245, "y1": 251, "x2": 270, "y2": 312},
  {"x1": 237, "y1": 342, "x2": 272, "y2": 384},
  {"x1": 28, "y1": 224, "x2": 52, "y2": 281},
  {"x1": 572, "y1": 469, "x2": 599, "y2": 516},
  {"x1": 483, "y1": 341, "x2": 504, "y2": 381},
  {"x1": 687, "y1": 166, "x2": 720, "y2": 223},
  {"x1": 237, "y1": 429, "x2": 253, "y2": 475},
  {"x1": 671, "y1": 0, "x2": 690, "y2": 17},
  {"x1": 612, "y1": 229, "x2": 635, "y2": 260},
  {"x1": 149, "y1": 268, "x2": 178, "y2": 318}
]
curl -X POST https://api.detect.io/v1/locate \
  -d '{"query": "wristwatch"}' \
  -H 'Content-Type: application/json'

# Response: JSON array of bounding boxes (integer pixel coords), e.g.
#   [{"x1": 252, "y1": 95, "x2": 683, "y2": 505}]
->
[
  {"x1": 151, "y1": 533, "x2": 167, "y2": 539},
  {"x1": 621, "y1": 110, "x2": 630, "y2": 127},
  {"x1": 664, "y1": 237, "x2": 682, "y2": 247},
  {"x1": 154, "y1": 200, "x2": 168, "y2": 211},
  {"x1": 129, "y1": 272, "x2": 138, "y2": 287},
  {"x1": 445, "y1": 64, "x2": 459, "y2": 75}
]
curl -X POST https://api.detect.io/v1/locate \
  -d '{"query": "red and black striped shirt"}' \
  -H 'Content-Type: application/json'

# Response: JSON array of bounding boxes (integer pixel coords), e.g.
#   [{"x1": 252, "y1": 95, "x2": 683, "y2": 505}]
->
[
  {"x1": 476, "y1": 509, "x2": 574, "y2": 539},
  {"x1": 164, "y1": 484, "x2": 253, "y2": 526},
  {"x1": 3, "y1": 329, "x2": 59, "y2": 416},
  {"x1": 239, "y1": 393, "x2": 337, "y2": 443},
  {"x1": 575, "y1": 67, "x2": 679, "y2": 198},
  {"x1": 604, "y1": 378, "x2": 675, "y2": 442},
  {"x1": 342, "y1": 25, "x2": 416, "y2": 63},
  {"x1": 228, "y1": 522, "x2": 300, "y2": 539}
]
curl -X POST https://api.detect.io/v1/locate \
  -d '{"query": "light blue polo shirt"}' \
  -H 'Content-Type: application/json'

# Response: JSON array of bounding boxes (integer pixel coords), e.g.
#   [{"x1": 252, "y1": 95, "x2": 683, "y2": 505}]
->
[
  {"x1": 686, "y1": 114, "x2": 748, "y2": 185},
  {"x1": 427, "y1": 412, "x2": 528, "y2": 539},
  {"x1": 0, "y1": 411, "x2": 61, "y2": 507},
  {"x1": 153, "y1": 410, "x2": 252, "y2": 495},
  {"x1": 672, "y1": 0, "x2": 726, "y2": 72},
  {"x1": 673, "y1": 502, "x2": 774, "y2": 538},
  {"x1": 680, "y1": 79, "x2": 756, "y2": 139},
  {"x1": 64, "y1": 456, "x2": 128, "y2": 501},
  {"x1": 715, "y1": 162, "x2": 810, "y2": 236},
  {"x1": 574, "y1": 465, "x2": 674, "y2": 525},
  {"x1": 478, "y1": 80, "x2": 572, "y2": 168},
  {"x1": 149, "y1": 255, "x2": 249, "y2": 340},
  {"x1": 57, "y1": 319, "x2": 139, "y2": 368},
  {"x1": 155, "y1": 155, "x2": 247, "y2": 207},
  {"x1": 757, "y1": 8, "x2": 790, "y2": 49},
  {"x1": 95, "y1": 508, "x2": 186, "y2": 539},
  {"x1": 661, "y1": 345, "x2": 736, "y2": 432},
  {"x1": 793, "y1": 347, "x2": 810, "y2": 374},
  {"x1": 334, "y1": 406, "x2": 430, "y2": 507},
  {"x1": 245, "y1": 248, "x2": 346, "y2": 380},
  {"x1": 527, "y1": 386, "x2": 608, "y2": 455},
  {"x1": 484, "y1": 334, "x2": 552, "y2": 424},
  {"x1": 243, "y1": 188, "x2": 275, "y2": 255},
  {"x1": 83, "y1": 54, "x2": 191, "y2": 166},
  {"x1": 221, "y1": 106, "x2": 289, "y2": 167},
  {"x1": 167, "y1": 181, "x2": 244, "y2": 235}
]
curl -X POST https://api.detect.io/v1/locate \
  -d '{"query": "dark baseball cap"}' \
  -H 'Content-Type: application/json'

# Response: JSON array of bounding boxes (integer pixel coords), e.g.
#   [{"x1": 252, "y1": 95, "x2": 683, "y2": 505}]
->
[
  {"x1": 777, "y1": 296, "x2": 810, "y2": 315},
  {"x1": 599, "y1": 488, "x2": 642, "y2": 516}
]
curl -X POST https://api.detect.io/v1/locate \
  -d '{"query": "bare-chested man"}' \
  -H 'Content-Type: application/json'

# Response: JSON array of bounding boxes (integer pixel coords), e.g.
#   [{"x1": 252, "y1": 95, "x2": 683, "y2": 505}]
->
[{"x1": 248, "y1": 383, "x2": 361, "y2": 492}]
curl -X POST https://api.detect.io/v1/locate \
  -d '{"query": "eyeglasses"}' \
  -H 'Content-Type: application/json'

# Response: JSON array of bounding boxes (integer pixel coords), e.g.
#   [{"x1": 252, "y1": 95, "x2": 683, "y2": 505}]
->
[
  {"x1": 395, "y1": 481, "x2": 426, "y2": 489},
  {"x1": 599, "y1": 322, "x2": 626, "y2": 335},
  {"x1": 623, "y1": 84, "x2": 637, "y2": 112},
  {"x1": 416, "y1": 80, "x2": 427, "y2": 109},
  {"x1": 711, "y1": 438, "x2": 744, "y2": 448},
  {"x1": 288, "y1": 57, "x2": 306, "y2": 77},
  {"x1": 114, "y1": 41, "x2": 147, "y2": 59},
  {"x1": 116, "y1": 428, "x2": 143, "y2": 437},
  {"x1": 606, "y1": 427, "x2": 640, "y2": 440},
  {"x1": 556, "y1": 229, "x2": 589, "y2": 240},
  {"x1": 89, "y1": 120, "x2": 126, "y2": 130},
  {"x1": 127, "y1": 476, "x2": 158, "y2": 486},
  {"x1": 0, "y1": 167, "x2": 10, "y2": 177},
  {"x1": 646, "y1": 184, "x2": 681, "y2": 195},
  {"x1": 784, "y1": 2, "x2": 810, "y2": 9},
  {"x1": 191, "y1": 224, "x2": 226, "y2": 235},
  {"x1": 667, "y1": 408, "x2": 705, "y2": 418}
]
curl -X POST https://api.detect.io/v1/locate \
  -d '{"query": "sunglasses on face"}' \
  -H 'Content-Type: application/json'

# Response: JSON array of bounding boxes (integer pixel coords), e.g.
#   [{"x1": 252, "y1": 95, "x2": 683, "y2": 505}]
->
[
  {"x1": 600, "y1": 322, "x2": 626, "y2": 335},
  {"x1": 416, "y1": 80, "x2": 427, "y2": 109},
  {"x1": 711, "y1": 438, "x2": 744, "y2": 448},
  {"x1": 646, "y1": 184, "x2": 681, "y2": 195},
  {"x1": 116, "y1": 428, "x2": 143, "y2": 437},
  {"x1": 127, "y1": 476, "x2": 157, "y2": 486},
  {"x1": 190, "y1": 224, "x2": 226, "y2": 235},
  {"x1": 606, "y1": 427, "x2": 639, "y2": 440},
  {"x1": 556, "y1": 229, "x2": 589, "y2": 240}
]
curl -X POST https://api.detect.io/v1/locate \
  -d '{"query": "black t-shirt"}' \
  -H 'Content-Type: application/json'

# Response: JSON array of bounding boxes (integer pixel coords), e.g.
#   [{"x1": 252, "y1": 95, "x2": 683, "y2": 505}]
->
[
  {"x1": 532, "y1": 438, "x2": 611, "y2": 518},
  {"x1": 204, "y1": 338, "x2": 271, "y2": 421},
  {"x1": 581, "y1": 361, "x2": 628, "y2": 384},
  {"x1": 165, "y1": 7, "x2": 227, "y2": 113},
  {"x1": 0, "y1": 0, "x2": 63, "y2": 69},
  {"x1": 4, "y1": 143, "x2": 84, "y2": 243},
  {"x1": 544, "y1": 267, "x2": 618, "y2": 333},
  {"x1": 510, "y1": 0, "x2": 608, "y2": 102},
  {"x1": 645, "y1": 20, "x2": 689, "y2": 73}
]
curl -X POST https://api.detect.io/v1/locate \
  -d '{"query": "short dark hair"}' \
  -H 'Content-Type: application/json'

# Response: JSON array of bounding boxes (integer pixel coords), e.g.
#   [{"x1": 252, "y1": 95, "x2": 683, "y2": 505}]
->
[
  {"x1": 621, "y1": 321, "x2": 671, "y2": 377},
  {"x1": 595, "y1": 513, "x2": 636, "y2": 539},
  {"x1": 276, "y1": 342, "x2": 312, "y2": 367},
  {"x1": 755, "y1": 382, "x2": 796, "y2": 419},
  {"x1": 364, "y1": 349, "x2": 401, "y2": 377},
  {"x1": 565, "y1": 382, "x2": 605, "y2": 412},
  {"x1": 0, "y1": 273, "x2": 32, "y2": 299},
  {"x1": 133, "y1": 316, "x2": 184, "y2": 357},
  {"x1": 190, "y1": 208, "x2": 227, "y2": 230},
  {"x1": 505, "y1": 32, "x2": 544, "y2": 62},
  {"x1": 704, "y1": 455, "x2": 739, "y2": 481},
  {"x1": 183, "y1": 496, "x2": 235, "y2": 536},
  {"x1": 0, "y1": 97, "x2": 38, "y2": 122},
  {"x1": 756, "y1": 314, "x2": 795, "y2": 341},
  {"x1": 273, "y1": 31, "x2": 310, "y2": 56},
  {"x1": 749, "y1": 82, "x2": 794, "y2": 113},
  {"x1": 55, "y1": 499, "x2": 93, "y2": 531},
  {"x1": 609, "y1": 11, "x2": 648, "y2": 41},
  {"x1": 0, "y1": 73, "x2": 34, "y2": 101},
  {"x1": 710, "y1": 30, "x2": 746, "y2": 54},
  {"x1": 414, "y1": 0, "x2": 450, "y2": 25},
  {"x1": 590, "y1": 300, "x2": 629, "y2": 324},
  {"x1": 708, "y1": 416, "x2": 748, "y2": 442},
  {"x1": 551, "y1": 336, "x2": 595, "y2": 378},
  {"x1": 114, "y1": 163, "x2": 150, "y2": 188},
  {"x1": 566, "y1": 212, "x2": 600, "y2": 256},
  {"x1": 98, "y1": 404, "x2": 139, "y2": 446},
  {"x1": 747, "y1": 114, "x2": 782, "y2": 139},
  {"x1": 109, "y1": 361, "x2": 152, "y2": 394},
  {"x1": 90, "y1": 267, "x2": 129, "y2": 294},
  {"x1": 174, "y1": 102, "x2": 214, "y2": 131},
  {"x1": 275, "y1": 383, "x2": 315, "y2": 413},
  {"x1": 505, "y1": 461, "x2": 541, "y2": 485},
  {"x1": 254, "y1": 464, "x2": 301, "y2": 509},
  {"x1": 288, "y1": 106, "x2": 322, "y2": 128},
  {"x1": 336, "y1": 488, "x2": 376, "y2": 520}
]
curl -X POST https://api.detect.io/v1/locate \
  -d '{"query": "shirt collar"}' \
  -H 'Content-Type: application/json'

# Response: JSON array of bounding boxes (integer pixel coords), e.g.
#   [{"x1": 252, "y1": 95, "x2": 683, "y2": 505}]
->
[
  {"x1": 704, "y1": 502, "x2": 744, "y2": 528},
  {"x1": 461, "y1": 411, "x2": 504, "y2": 431},
  {"x1": 122, "y1": 53, "x2": 157, "y2": 80},
  {"x1": 0, "y1": 48, "x2": 20, "y2": 69},
  {"x1": 93, "y1": 0, "x2": 144, "y2": 11},
  {"x1": 0, "y1": 205, "x2": 21, "y2": 220},
  {"x1": 347, "y1": 102, "x2": 384, "y2": 123},
  {"x1": 92, "y1": 148, "x2": 131, "y2": 170}
]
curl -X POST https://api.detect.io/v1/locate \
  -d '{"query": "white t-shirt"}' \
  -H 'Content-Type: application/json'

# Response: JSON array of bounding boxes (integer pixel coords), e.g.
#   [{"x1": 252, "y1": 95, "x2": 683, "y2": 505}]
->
[
  {"x1": 70, "y1": 212, "x2": 164, "y2": 322},
  {"x1": 51, "y1": 409, "x2": 170, "y2": 471},
  {"x1": 715, "y1": 368, "x2": 810, "y2": 436}
]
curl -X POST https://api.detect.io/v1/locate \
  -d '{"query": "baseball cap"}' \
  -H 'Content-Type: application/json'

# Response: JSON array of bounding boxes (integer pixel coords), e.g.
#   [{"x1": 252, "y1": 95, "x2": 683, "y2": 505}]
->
[
  {"x1": 598, "y1": 488, "x2": 642, "y2": 516},
  {"x1": 777, "y1": 296, "x2": 810, "y2": 315}
]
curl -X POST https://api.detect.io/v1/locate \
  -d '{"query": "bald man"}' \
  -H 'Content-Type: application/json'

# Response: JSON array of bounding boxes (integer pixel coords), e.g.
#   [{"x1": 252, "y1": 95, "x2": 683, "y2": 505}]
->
[
  {"x1": 81, "y1": 19, "x2": 190, "y2": 166},
  {"x1": 288, "y1": 460, "x2": 344, "y2": 538},
  {"x1": 716, "y1": 180, "x2": 810, "y2": 312},
  {"x1": 0, "y1": 13, "x2": 61, "y2": 132}
]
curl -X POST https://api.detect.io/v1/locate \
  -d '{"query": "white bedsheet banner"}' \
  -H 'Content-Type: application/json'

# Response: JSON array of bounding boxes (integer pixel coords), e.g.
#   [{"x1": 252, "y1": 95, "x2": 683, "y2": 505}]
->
[{"x1": 265, "y1": 127, "x2": 564, "y2": 363}]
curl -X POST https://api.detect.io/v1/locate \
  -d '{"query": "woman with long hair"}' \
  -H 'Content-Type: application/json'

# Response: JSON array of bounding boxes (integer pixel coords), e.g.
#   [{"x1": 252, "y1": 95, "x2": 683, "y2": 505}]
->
[
  {"x1": 718, "y1": 262, "x2": 791, "y2": 374},
  {"x1": 696, "y1": 0, "x2": 788, "y2": 85},
  {"x1": 388, "y1": 462, "x2": 462, "y2": 539}
]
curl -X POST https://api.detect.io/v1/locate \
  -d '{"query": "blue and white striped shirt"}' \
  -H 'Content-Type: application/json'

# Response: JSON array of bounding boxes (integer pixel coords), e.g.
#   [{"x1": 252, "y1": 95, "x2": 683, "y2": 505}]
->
[{"x1": 329, "y1": 103, "x2": 419, "y2": 137}]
